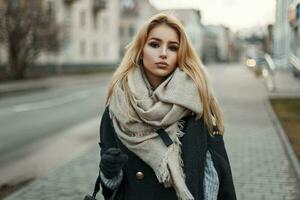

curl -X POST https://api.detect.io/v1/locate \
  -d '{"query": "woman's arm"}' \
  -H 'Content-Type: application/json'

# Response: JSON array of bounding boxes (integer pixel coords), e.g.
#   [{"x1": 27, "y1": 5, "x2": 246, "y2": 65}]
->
[
  {"x1": 99, "y1": 107, "x2": 123, "y2": 199},
  {"x1": 99, "y1": 107, "x2": 118, "y2": 154},
  {"x1": 207, "y1": 135, "x2": 237, "y2": 200}
]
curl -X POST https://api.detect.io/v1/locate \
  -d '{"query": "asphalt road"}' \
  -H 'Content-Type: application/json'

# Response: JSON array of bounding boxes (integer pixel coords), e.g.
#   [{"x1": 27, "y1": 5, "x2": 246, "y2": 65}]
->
[{"x1": 0, "y1": 73, "x2": 112, "y2": 185}]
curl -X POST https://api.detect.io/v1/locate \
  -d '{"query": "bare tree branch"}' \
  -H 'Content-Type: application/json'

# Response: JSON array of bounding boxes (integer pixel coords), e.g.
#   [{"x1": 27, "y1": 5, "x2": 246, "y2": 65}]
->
[{"x1": 0, "y1": 0, "x2": 64, "y2": 79}]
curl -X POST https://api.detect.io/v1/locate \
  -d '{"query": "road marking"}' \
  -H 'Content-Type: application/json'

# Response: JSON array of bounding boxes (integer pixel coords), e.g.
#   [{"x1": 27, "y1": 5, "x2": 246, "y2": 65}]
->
[
  {"x1": 14, "y1": 91, "x2": 90, "y2": 112},
  {"x1": 0, "y1": 90, "x2": 92, "y2": 114}
]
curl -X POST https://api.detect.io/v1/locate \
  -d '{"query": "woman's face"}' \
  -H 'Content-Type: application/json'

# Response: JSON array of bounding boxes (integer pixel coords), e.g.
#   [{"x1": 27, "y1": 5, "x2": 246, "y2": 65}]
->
[{"x1": 142, "y1": 24, "x2": 179, "y2": 88}]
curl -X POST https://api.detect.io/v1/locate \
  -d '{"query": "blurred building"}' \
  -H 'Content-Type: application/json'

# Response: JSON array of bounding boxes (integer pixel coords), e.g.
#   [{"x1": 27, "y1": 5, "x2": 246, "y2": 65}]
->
[
  {"x1": 0, "y1": 0, "x2": 5, "y2": 68},
  {"x1": 273, "y1": 0, "x2": 300, "y2": 74},
  {"x1": 119, "y1": 0, "x2": 157, "y2": 57},
  {"x1": 0, "y1": 0, "x2": 121, "y2": 72},
  {"x1": 173, "y1": 9, "x2": 204, "y2": 59},
  {"x1": 264, "y1": 24, "x2": 274, "y2": 55},
  {"x1": 0, "y1": 0, "x2": 241, "y2": 74},
  {"x1": 288, "y1": 0, "x2": 300, "y2": 76},
  {"x1": 41, "y1": 0, "x2": 120, "y2": 71},
  {"x1": 202, "y1": 25, "x2": 233, "y2": 63},
  {"x1": 273, "y1": 0, "x2": 293, "y2": 69},
  {"x1": 226, "y1": 27, "x2": 240, "y2": 62}
]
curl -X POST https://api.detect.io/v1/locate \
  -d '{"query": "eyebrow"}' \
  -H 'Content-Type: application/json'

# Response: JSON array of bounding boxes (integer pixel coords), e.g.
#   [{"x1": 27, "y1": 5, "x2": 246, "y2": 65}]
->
[{"x1": 149, "y1": 37, "x2": 179, "y2": 45}]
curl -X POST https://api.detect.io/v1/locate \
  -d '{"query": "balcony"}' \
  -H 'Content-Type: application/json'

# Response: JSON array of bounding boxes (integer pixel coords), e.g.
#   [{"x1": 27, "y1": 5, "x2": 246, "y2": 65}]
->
[
  {"x1": 121, "y1": 0, "x2": 138, "y2": 17},
  {"x1": 64, "y1": 0, "x2": 78, "y2": 4},
  {"x1": 93, "y1": 0, "x2": 106, "y2": 13}
]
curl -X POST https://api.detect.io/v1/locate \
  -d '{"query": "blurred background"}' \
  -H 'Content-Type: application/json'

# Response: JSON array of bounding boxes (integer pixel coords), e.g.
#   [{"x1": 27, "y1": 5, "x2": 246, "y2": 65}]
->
[{"x1": 0, "y1": 0, "x2": 299, "y2": 200}]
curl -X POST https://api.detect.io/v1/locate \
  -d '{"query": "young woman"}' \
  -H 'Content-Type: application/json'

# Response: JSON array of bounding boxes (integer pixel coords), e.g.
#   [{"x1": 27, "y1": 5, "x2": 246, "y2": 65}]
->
[{"x1": 97, "y1": 12, "x2": 236, "y2": 200}]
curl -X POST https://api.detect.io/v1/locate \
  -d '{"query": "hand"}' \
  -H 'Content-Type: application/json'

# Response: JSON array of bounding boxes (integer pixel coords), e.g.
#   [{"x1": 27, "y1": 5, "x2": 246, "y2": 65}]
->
[{"x1": 100, "y1": 148, "x2": 128, "y2": 179}]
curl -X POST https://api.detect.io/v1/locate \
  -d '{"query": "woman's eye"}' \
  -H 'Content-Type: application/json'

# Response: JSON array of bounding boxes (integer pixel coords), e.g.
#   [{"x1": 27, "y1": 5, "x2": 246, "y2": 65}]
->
[
  {"x1": 149, "y1": 42, "x2": 159, "y2": 48},
  {"x1": 169, "y1": 46, "x2": 179, "y2": 51}
]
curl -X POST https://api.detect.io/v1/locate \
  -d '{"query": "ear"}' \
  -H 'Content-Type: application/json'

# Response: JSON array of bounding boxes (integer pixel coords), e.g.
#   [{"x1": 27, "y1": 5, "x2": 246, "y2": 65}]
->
[{"x1": 139, "y1": 55, "x2": 143, "y2": 61}]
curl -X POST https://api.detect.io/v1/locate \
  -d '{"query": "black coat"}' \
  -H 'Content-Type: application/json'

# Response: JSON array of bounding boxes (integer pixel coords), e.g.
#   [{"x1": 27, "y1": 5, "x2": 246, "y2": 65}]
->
[{"x1": 99, "y1": 107, "x2": 236, "y2": 200}]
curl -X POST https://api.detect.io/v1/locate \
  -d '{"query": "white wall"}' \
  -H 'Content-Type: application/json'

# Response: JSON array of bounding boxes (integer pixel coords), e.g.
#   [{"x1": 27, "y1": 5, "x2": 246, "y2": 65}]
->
[{"x1": 38, "y1": 0, "x2": 120, "y2": 66}]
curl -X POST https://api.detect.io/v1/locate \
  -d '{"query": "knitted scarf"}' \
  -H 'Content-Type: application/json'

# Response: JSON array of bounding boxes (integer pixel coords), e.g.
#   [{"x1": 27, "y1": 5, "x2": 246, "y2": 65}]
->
[{"x1": 109, "y1": 65, "x2": 203, "y2": 200}]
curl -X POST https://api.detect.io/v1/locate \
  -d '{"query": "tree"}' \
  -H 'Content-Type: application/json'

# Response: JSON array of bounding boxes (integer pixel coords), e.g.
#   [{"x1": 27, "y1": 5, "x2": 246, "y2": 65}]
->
[{"x1": 0, "y1": 0, "x2": 63, "y2": 80}]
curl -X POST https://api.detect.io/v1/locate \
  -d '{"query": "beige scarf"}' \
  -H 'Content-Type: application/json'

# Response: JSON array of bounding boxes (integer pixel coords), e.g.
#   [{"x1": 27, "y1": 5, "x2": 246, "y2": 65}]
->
[{"x1": 109, "y1": 65, "x2": 204, "y2": 200}]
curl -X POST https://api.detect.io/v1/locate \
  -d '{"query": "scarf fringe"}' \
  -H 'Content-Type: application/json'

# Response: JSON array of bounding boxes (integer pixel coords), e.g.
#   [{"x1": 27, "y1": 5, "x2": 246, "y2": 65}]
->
[
  {"x1": 156, "y1": 144, "x2": 174, "y2": 187},
  {"x1": 157, "y1": 122, "x2": 194, "y2": 200},
  {"x1": 175, "y1": 121, "x2": 186, "y2": 181},
  {"x1": 177, "y1": 119, "x2": 186, "y2": 137},
  {"x1": 175, "y1": 122, "x2": 194, "y2": 200},
  {"x1": 176, "y1": 189, "x2": 195, "y2": 200}
]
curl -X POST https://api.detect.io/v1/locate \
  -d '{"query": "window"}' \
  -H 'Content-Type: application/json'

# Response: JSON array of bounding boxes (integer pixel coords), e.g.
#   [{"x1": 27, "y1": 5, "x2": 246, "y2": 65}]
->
[
  {"x1": 92, "y1": 42, "x2": 98, "y2": 57},
  {"x1": 80, "y1": 10, "x2": 86, "y2": 28},
  {"x1": 47, "y1": 1, "x2": 55, "y2": 20},
  {"x1": 65, "y1": 6, "x2": 71, "y2": 24},
  {"x1": 80, "y1": 40, "x2": 86, "y2": 56},
  {"x1": 103, "y1": 41, "x2": 109, "y2": 57},
  {"x1": 129, "y1": 26, "x2": 135, "y2": 37},
  {"x1": 103, "y1": 15, "x2": 109, "y2": 33},
  {"x1": 120, "y1": 26, "x2": 124, "y2": 37},
  {"x1": 93, "y1": 16, "x2": 98, "y2": 30}
]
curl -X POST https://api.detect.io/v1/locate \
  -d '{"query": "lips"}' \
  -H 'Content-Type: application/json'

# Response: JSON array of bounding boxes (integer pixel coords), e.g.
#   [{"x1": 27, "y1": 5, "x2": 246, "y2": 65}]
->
[{"x1": 155, "y1": 61, "x2": 168, "y2": 67}]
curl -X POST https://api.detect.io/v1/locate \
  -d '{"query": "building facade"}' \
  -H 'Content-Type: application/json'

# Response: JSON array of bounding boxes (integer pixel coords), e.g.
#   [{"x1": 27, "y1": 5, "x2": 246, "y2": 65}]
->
[
  {"x1": 172, "y1": 9, "x2": 204, "y2": 59},
  {"x1": 0, "y1": 0, "x2": 121, "y2": 72},
  {"x1": 273, "y1": 0, "x2": 300, "y2": 74},
  {"x1": 202, "y1": 25, "x2": 232, "y2": 63},
  {"x1": 289, "y1": 2, "x2": 300, "y2": 56},
  {"x1": 119, "y1": 0, "x2": 157, "y2": 57},
  {"x1": 40, "y1": 0, "x2": 120, "y2": 70},
  {"x1": 273, "y1": 0, "x2": 294, "y2": 69}
]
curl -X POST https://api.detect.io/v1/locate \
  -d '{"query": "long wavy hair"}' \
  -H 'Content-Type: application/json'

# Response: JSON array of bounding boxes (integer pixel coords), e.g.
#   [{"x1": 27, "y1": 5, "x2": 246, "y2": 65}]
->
[{"x1": 105, "y1": 12, "x2": 225, "y2": 136}]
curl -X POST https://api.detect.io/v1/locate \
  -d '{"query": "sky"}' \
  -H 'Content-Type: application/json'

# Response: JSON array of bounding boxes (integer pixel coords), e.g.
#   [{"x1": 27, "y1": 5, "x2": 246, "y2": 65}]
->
[{"x1": 150, "y1": 0, "x2": 276, "y2": 32}]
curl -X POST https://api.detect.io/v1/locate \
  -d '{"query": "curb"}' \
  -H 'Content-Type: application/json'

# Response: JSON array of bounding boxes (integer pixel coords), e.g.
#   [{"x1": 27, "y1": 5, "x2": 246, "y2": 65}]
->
[
  {"x1": 264, "y1": 98, "x2": 300, "y2": 182},
  {"x1": 0, "y1": 86, "x2": 50, "y2": 97}
]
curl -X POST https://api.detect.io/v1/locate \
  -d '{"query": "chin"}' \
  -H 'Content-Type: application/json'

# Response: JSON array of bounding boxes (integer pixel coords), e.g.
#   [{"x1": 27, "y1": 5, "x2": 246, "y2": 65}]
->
[{"x1": 153, "y1": 70, "x2": 172, "y2": 78}]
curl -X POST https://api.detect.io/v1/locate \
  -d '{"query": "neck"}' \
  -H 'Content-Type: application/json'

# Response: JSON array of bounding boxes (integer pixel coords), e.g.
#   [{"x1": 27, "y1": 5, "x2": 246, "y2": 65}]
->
[
  {"x1": 144, "y1": 72, "x2": 164, "y2": 90},
  {"x1": 140, "y1": 65, "x2": 164, "y2": 89}
]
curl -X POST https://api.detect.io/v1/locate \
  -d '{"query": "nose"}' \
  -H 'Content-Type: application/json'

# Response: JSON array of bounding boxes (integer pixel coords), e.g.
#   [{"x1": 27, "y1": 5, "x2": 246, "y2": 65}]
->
[{"x1": 159, "y1": 46, "x2": 167, "y2": 59}]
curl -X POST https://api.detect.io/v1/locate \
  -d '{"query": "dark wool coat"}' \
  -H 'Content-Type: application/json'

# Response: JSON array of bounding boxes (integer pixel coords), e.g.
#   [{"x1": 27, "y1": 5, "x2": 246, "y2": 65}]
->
[{"x1": 99, "y1": 107, "x2": 236, "y2": 200}]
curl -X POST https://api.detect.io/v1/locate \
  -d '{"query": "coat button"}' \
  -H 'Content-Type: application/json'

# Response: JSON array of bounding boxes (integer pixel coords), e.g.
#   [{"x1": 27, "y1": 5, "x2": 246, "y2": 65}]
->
[{"x1": 136, "y1": 171, "x2": 144, "y2": 180}]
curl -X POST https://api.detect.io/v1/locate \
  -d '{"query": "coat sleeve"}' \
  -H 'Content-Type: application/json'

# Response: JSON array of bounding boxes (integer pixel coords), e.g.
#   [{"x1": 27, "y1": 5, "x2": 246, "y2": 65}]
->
[
  {"x1": 99, "y1": 106, "x2": 122, "y2": 200},
  {"x1": 207, "y1": 135, "x2": 237, "y2": 200}
]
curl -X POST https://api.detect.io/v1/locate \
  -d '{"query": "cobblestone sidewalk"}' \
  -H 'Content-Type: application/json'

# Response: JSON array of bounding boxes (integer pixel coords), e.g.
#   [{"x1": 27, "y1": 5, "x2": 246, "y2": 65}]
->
[{"x1": 3, "y1": 147, "x2": 100, "y2": 200}]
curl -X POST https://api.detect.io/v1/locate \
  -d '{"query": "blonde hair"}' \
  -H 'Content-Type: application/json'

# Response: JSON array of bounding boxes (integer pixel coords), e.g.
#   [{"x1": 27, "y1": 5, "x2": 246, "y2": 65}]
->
[{"x1": 105, "y1": 12, "x2": 225, "y2": 136}]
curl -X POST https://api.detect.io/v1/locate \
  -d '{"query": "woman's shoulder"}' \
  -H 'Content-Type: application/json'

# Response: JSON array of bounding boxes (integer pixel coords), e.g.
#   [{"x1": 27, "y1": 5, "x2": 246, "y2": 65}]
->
[
  {"x1": 102, "y1": 106, "x2": 113, "y2": 121},
  {"x1": 103, "y1": 106, "x2": 110, "y2": 117},
  {"x1": 100, "y1": 106, "x2": 114, "y2": 132},
  {"x1": 182, "y1": 111, "x2": 204, "y2": 125}
]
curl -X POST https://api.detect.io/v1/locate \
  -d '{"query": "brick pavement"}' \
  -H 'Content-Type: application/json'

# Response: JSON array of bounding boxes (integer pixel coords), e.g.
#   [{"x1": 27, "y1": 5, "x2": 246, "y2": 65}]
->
[
  {"x1": 4, "y1": 147, "x2": 100, "y2": 200},
  {"x1": 4, "y1": 63, "x2": 300, "y2": 200},
  {"x1": 210, "y1": 64, "x2": 300, "y2": 200}
]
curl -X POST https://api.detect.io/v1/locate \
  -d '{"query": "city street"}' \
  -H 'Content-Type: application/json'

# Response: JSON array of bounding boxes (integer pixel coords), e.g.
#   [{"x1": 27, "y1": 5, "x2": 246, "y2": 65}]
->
[
  {"x1": 2, "y1": 63, "x2": 300, "y2": 200},
  {"x1": 0, "y1": 0, "x2": 299, "y2": 199}
]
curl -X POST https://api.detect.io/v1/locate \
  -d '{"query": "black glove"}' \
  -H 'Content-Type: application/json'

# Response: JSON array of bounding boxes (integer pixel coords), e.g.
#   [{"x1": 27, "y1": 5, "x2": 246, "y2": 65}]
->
[{"x1": 100, "y1": 147, "x2": 128, "y2": 179}]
